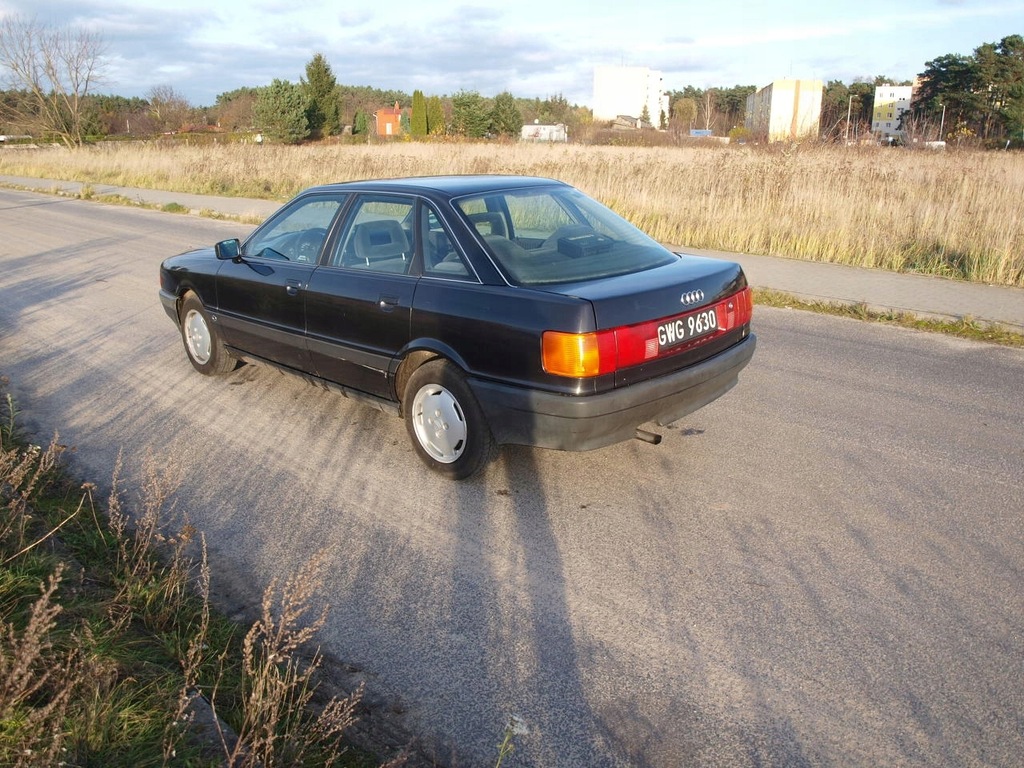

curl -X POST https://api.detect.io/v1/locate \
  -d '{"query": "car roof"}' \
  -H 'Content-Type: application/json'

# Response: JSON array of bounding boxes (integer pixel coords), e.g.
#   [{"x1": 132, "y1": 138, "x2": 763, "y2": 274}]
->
[{"x1": 302, "y1": 175, "x2": 569, "y2": 198}]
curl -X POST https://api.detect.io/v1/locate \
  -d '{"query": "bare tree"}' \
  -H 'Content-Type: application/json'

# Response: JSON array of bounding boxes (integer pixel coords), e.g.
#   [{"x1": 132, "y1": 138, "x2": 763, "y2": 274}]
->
[
  {"x1": 0, "y1": 16, "x2": 107, "y2": 147},
  {"x1": 147, "y1": 84, "x2": 192, "y2": 133},
  {"x1": 897, "y1": 110, "x2": 941, "y2": 146},
  {"x1": 699, "y1": 89, "x2": 717, "y2": 132},
  {"x1": 214, "y1": 88, "x2": 258, "y2": 132}
]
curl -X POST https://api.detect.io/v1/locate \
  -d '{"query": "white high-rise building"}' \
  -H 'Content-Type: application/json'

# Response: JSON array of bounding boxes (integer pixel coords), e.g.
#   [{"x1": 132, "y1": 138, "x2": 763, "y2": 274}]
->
[
  {"x1": 872, "y1": 85, "x2": 914, "y2": 140},
  {"x1": 745, "y1": 79, "x2": 823, "y2": 142},
  {"x1": 593, "y1": 66, "x2": 669, "y2": 125}
]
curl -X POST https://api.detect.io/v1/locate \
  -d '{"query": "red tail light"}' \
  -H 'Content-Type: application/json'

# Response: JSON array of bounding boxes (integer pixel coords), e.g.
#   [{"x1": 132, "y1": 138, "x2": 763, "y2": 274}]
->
[{"x1": 542, "y1": 286, "x2": 752, "y2": 378}]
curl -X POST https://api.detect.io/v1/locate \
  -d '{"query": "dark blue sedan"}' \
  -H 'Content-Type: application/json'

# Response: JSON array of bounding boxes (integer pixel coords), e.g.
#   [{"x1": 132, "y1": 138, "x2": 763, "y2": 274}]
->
[{"x1": 160, "y1": 175, "x2": 755, "y2": 479}]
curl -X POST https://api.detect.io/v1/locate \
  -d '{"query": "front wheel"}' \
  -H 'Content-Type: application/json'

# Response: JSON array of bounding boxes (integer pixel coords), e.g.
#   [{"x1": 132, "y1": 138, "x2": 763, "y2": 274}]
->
[
  {"x1": 179, "y1": 293, "x2": 235, "y2": 375},
  {"x1": 403, "y1": 360, "x2": 495, "y2": 480}
]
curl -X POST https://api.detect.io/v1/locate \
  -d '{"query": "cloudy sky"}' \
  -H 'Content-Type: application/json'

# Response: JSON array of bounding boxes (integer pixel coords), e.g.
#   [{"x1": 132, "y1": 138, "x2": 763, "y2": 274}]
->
[{"x1": 3, "y1": 0, "x2": 1022, "y2": 106}]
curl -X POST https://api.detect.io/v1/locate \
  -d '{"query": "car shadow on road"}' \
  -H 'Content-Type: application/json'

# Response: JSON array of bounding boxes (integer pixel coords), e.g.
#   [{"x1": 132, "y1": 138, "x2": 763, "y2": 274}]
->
[{"x1": 443, "y1": 446, "x2": 608, "y2": 765}]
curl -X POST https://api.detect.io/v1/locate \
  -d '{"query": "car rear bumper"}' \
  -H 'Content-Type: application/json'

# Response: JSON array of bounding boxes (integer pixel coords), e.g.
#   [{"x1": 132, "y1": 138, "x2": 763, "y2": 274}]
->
[{"x1": 470, "y1": 333, "x2": 756, "y2": 451}]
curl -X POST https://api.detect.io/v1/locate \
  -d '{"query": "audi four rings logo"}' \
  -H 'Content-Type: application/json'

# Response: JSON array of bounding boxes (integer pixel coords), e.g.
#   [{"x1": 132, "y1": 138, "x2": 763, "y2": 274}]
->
[{"x1": 680, "y1": 290, "x2": 704, "y2": 306}]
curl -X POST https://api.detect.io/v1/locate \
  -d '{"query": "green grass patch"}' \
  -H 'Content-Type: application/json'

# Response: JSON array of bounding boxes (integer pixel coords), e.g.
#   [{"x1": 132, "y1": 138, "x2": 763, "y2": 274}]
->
[{"x1": 754, "y1": 288, "x2": 1024, "y2": 347}]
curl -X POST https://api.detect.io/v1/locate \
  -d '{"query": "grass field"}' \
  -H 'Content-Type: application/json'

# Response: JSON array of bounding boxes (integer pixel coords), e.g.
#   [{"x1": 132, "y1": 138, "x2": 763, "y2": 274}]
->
[{"x1": 2, "y1": 140, "x2": 1023, "y2": 287}]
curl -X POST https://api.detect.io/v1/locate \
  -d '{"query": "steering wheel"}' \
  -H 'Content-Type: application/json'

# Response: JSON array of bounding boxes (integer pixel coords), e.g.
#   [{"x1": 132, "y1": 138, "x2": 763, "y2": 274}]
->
[{"x1": 295, "y1": 227, "x2": 327, "y2": 263}]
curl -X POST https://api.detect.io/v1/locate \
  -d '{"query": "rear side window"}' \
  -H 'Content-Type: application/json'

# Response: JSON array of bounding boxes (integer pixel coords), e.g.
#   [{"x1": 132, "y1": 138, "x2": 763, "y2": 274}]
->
[
  {"x1": 421, "y1": 204, "x2": 474, "y2": 280},
  {"x1": 455, "y1": 187, "x2": 675, "y2": 286},
  {"x1": 331, "y1": 195, "x2": 415, "y2": 274}
]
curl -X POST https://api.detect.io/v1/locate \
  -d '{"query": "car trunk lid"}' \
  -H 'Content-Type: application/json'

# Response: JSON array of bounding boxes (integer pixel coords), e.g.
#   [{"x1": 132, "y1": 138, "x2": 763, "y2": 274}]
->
[{"x1": 546, "y1": 253, "x2": 752, "y2": 387}]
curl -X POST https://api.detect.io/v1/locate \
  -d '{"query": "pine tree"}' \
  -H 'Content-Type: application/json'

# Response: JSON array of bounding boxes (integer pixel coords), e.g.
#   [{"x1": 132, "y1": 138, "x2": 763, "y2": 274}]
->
[
  {"x1": 451, "y1": 90, "x2": 489, "y2": 138},
  {"x1": 490, "y1": 91, "x2": 523, "y2": 137},
  {"x1": 253, "y1": 79, "x2": 309, "y2": 144},
  {"x1": 302, "y1": 53, "x2": 339, "y2": 137},
  {"x1": 353, "y1": 110, "x2": 369, "y2": 135}
]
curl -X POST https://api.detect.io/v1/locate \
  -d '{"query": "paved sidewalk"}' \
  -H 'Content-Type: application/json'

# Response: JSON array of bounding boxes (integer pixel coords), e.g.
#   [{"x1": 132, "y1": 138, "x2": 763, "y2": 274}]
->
[
  {"x1": 0, "y1": 174, "x2": 281, "y2": 220},
  {"x1": 684, "y1": 246, "x2": 1024, "y2": 331},
  {"x1": 4, "y1": 174, "x2": 1022, "y2": 331}
]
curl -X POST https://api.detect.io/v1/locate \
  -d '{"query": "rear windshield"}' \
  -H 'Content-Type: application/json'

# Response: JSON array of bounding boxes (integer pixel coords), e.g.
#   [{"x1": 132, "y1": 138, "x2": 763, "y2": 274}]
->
[{"x1": 455, "y1": 186, "x2": 677, "y2": 286}]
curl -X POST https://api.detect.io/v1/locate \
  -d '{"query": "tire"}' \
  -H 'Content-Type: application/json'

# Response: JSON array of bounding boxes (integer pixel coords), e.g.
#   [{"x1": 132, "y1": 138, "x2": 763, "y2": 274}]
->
[
  {"x1": 179, "y1": 293, "x2": 235, "y2": 375},
  {"x1": 403, "y1": 360, "x2": 495, "y2": 480}
]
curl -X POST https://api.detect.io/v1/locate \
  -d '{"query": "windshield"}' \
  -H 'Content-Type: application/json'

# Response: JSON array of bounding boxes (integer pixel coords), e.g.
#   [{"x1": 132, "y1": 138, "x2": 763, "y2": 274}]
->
[{"x1": 455, "y1": 186, "x2": 677, "y2": 286}]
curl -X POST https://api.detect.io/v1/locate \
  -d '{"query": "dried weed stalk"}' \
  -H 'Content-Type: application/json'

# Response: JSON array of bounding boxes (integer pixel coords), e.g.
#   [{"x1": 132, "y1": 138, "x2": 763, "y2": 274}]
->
[
  {"x1": 163, "y1": 535, "x2": 212, "y2": 765},
  {"x1": 1, "y1": 435, "x2": 65, "y2": 559},
  {"x1": 0, "y1": 565, "x2": 82, "y2": 767},
  {"x1": 106, "y1": 448, "x2": 197, "y2": 631},
  {"x1": 219, "y1": 550, "x2": 363, "y2": 767},
  {"x1": 0, "y1": 385, "x2": 372, "y2": 766}
]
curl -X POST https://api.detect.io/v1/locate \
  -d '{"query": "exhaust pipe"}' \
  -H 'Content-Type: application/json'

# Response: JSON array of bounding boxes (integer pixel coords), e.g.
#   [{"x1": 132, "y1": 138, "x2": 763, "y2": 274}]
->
[{"x1": 635, "y1": 428, "x2": 662, "y2": 445}]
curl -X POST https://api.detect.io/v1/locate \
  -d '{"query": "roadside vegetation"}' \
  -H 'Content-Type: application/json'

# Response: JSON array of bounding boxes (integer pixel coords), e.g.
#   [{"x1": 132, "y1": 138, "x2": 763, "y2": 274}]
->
[
  {"x1": 0, "y1": 378, "x2": 400, "y2": 767},
  {"x1": 2, "y1": 140, "x2": 1023, "y2": 287}
]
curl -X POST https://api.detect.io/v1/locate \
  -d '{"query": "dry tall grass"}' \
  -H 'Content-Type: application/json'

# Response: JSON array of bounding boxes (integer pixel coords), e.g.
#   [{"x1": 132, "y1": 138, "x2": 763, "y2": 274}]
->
[
  {"x1": 2, "y1": 140, "x2": 1023, "y2": 286},
  {"x1": 0, "y1": 382, "x2": 383, "y2": 766},
  {"x1": 220, "y1": 551, "x2": 364, "y2": 768}
]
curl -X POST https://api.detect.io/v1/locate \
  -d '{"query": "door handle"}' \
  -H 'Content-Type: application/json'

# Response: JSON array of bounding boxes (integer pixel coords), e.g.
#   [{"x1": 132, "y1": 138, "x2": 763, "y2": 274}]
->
[
  {"x1": 378, "y1": 295, "x2": 400, "y2": 312},
  {"x1": 285, "y1": 279, "x2": 303, "y2": 296}
]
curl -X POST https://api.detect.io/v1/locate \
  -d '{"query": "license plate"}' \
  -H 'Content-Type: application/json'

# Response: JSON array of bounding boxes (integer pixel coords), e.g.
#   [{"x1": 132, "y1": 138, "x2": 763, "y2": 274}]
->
[{"x1": 657, "y1": 307, "x2": 719, "y2": 350}]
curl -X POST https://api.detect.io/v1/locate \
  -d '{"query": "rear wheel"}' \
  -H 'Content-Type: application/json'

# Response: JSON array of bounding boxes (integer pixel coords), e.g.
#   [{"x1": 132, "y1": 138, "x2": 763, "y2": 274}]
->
[
  {"x1": 179, "y1": 293, "x2": 235, "y2": 375},
  {"x1": 403, "y1": 360, "x2": 494, "y2": 480}
]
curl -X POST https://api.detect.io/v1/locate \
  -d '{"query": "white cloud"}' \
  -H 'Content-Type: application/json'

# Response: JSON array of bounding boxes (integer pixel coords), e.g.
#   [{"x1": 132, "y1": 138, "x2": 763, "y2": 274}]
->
[{"x1": 2, "y1": 0, "x2": 1023, "y2": 104}]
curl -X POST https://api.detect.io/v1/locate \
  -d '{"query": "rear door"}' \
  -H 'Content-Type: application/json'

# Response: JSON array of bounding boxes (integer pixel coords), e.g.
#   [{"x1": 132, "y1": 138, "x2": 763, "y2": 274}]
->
[
  {"x1": 215, "y1": 193, "x2": 347, "y2": 370},
  {"x1": 304, "y1": 194, "x2": 418, "y2": 399}
]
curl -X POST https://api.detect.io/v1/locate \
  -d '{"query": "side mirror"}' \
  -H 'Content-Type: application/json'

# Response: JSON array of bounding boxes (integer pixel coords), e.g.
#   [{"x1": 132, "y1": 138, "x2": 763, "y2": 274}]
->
[{"x1": 215, "y1": 239, "x2": 241, "y2": 261}]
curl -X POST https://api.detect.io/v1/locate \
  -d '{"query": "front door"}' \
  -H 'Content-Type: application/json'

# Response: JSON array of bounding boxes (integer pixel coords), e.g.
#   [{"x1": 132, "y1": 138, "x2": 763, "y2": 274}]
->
[{"x1": 215, "y1": 192, "x2": 347, "y2": 371}]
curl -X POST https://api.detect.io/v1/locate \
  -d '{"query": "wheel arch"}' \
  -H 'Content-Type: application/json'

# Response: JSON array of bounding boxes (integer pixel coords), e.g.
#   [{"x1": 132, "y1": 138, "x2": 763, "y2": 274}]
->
[
  {"x1": 392, "y1": 340, "x2": 472, "y2": 410},
  {"x1": 174, "y1": 287, "x2": 199, "y2": 323},
  {"x1": 168, "y1": 271, "x2": 218, "y2": 323},
  {"x1": 167, "y1": 281, "x2": 214, "y2": 324}
]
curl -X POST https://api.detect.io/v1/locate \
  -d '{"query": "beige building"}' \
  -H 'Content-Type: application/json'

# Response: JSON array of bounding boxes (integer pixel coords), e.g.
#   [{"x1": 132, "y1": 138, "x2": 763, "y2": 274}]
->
[
  {"x1": 872, "y1": 84, "x2": 914, "y2": 140},
  {"x1": 745, "y1": 79, "x2": 823, "y2": 142},
  {"x1": 592, "y1": 66, "x2": 669, "y2": 124}
]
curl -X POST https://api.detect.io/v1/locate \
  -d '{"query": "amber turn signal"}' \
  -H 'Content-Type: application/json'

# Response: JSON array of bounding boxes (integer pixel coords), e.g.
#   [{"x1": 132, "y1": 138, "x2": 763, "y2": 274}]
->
[{"x1": 542, "y1": 330, "x2": 615, "y2": 377}]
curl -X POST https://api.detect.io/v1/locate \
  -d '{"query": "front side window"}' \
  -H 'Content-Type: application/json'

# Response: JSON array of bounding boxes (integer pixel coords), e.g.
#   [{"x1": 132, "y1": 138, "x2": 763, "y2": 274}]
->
[
  {"x1": 245, "y1": 194, "x2": 346, "y2": 263},
  {"x1": 455, "y1": 186, "x2": 676, "y2": 286}
]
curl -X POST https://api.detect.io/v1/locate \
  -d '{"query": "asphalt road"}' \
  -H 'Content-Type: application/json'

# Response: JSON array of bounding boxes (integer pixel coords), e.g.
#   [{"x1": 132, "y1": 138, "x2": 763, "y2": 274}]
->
[{"x1": 2, "y1": 189, "x2": 1023, "y2": 767}]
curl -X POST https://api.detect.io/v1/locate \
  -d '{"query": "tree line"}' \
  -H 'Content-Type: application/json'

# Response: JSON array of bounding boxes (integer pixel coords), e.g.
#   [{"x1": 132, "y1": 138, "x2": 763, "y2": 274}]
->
[
  {"x1": 2, "y1": 14, "x2": 1022, "y2": 147},
  {"x1": 229, "y1": 54, "x2": 587, "y2": 143},
  {"x1": 0, "y1": 17, "x2": 587, "y2": 146},
  {"x1": 913, "y1": 34, "x2": 1024, "y2": 143}
]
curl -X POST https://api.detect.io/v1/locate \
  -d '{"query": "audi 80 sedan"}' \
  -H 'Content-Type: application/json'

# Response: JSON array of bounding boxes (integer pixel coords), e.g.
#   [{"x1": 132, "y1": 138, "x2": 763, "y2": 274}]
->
[{"x1": 159, "y1": 176, "x2": 756, "y2": 479}]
